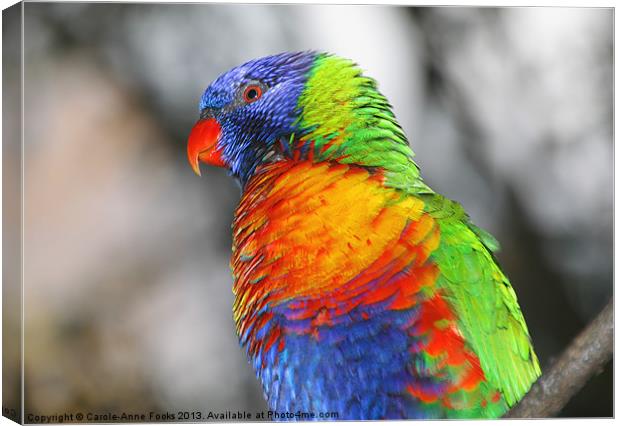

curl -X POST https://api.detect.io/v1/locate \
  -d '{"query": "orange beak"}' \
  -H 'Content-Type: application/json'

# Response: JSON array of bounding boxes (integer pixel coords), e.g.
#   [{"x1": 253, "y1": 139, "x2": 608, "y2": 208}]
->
[{"x1": 187, "y1": 118, "x2": 226, "y2": 176}]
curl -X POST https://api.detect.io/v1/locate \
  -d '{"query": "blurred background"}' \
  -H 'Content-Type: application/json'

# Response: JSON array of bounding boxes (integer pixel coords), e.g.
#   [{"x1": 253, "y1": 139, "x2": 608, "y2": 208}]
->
[{"x1": 9, "y1": 3, "x2": 613, "y2": 418}]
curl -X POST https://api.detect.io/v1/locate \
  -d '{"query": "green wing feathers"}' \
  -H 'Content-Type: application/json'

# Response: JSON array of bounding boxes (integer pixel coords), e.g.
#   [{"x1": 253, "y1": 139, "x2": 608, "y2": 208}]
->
[{"x1": 424, "y1": 193, "x2": 541, "y2": 408}]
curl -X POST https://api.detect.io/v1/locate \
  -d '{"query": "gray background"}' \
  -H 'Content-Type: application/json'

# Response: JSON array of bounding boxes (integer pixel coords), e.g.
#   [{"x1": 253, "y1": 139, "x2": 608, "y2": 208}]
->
[{"x1": 11, "y1": 3, "x2": 613, "y2": 418}]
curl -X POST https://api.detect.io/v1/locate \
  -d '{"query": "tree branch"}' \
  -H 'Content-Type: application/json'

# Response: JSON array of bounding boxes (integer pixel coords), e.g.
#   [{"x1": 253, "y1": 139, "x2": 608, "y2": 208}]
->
[{"x1": 506, "y1": 300, "x2": 613, "y2": 418}]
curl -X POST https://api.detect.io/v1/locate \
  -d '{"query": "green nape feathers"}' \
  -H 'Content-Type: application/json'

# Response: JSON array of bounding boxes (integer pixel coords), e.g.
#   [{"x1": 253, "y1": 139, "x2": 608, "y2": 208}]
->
[{"x1": 294, "y1": 54, "x2": 432, "y2": 192}]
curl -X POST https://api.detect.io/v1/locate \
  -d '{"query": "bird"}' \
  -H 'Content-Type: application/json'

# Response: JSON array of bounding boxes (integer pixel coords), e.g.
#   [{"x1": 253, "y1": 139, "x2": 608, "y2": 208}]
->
[{"x1": 187, "y1": 51, "x2": 541, "y2": 419}]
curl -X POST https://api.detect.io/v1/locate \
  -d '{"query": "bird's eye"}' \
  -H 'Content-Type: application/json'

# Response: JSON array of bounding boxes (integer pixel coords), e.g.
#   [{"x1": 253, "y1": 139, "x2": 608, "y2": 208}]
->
[{"x1": 243, "y1": 85, "x2": 262, "y2": 103}]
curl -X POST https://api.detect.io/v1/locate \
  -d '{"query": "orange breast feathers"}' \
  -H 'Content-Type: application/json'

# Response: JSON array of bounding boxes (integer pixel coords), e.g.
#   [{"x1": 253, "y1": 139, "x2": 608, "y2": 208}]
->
[
  {"x1": 230, "y1": 160, "x2": 494, "y2": 411},
  {"x1": 230, "y1": 160, "x2": 441, "y2": 330}
]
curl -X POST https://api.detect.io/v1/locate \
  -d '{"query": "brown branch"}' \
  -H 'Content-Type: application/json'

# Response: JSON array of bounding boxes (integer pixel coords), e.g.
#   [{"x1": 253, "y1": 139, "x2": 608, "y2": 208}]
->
[{"x1": 506, "y1": 300, "x2": 613, "y2": 418}]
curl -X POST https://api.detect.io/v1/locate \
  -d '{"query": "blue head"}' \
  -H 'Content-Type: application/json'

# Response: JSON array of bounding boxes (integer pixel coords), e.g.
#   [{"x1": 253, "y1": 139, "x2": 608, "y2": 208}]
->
[{"x1": 188, "y1": 51, "x2": 317, "y2": 186}]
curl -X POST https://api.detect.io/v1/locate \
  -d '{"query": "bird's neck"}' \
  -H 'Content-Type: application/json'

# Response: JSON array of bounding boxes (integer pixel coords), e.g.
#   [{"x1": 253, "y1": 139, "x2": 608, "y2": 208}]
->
[{"x1": 286, "y1": 53, "x2": 430, "y2": 193}]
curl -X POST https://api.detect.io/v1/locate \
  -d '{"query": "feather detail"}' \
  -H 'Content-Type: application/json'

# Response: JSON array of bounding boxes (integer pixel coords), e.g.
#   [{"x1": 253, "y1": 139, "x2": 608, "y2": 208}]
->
[{"x1": 230, "y1": 159, "x2": 537, "y2": 419}]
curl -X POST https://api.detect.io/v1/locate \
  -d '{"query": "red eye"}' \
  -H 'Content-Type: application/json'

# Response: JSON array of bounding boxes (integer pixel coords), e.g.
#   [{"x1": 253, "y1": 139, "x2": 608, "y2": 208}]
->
[{"x1": 243, "y1": 85, "x2": 262, "y2": 103}]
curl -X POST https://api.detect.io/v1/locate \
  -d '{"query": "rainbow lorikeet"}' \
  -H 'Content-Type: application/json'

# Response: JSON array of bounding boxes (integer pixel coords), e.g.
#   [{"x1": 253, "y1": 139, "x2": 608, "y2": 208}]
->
[{"x1": 187, "y1": 52, "x2": 540, "y2": 419}]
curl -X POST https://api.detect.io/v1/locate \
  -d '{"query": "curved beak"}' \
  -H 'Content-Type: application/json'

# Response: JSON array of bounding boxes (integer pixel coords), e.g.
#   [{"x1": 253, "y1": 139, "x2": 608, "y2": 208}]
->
[{"x1": 187, "y1": 118, "x2": 225, "y2": 176}]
